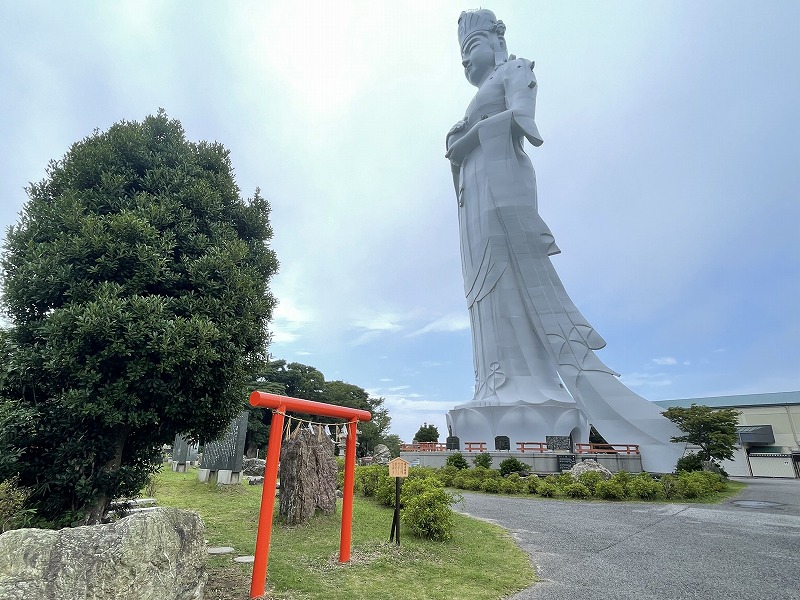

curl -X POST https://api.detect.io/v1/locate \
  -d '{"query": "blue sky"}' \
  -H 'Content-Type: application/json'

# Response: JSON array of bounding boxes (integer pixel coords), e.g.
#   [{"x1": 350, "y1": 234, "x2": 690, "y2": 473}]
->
[{"x1": 1, "y1": 1, "x2": 798, "y2": 443}]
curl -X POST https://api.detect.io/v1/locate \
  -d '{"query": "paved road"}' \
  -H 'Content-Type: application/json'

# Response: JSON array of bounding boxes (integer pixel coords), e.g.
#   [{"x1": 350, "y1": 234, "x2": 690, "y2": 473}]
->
[{"x1": 459, "y1": 478, "x2": 800, "y2": 600}]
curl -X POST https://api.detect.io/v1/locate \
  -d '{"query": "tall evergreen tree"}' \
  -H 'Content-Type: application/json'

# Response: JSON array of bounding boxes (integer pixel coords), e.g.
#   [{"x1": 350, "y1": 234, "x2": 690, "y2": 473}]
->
[{"x1": 0, "y1": 111, "x2": 278, "y2": 525}]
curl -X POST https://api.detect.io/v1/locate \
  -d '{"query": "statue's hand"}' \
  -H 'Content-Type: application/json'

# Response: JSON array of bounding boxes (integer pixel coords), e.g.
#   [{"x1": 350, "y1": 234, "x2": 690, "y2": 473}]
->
[{"x1": 448, "y1": 119, "x2": 467, "y2": 136}]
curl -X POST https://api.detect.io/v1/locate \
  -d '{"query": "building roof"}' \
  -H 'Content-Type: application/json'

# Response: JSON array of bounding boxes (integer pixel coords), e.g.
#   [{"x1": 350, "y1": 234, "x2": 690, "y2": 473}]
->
[{"x1": 653, "y1": 391, "x2": 800, "y2": 409}]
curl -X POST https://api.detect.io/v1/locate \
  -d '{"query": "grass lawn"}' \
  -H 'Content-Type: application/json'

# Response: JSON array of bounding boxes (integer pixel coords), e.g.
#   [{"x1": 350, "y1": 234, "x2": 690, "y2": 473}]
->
[{"x1": 152, "y1": 468, "x2": 536, "y2": 600}]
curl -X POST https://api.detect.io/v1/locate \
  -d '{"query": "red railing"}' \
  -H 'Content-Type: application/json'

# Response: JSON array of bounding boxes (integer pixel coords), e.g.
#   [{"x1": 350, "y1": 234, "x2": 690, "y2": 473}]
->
[
  {"x1": 516, "y1": 442, "x2": 548, "y2": 453},
  {"x1": 400, "y1": 442, "x2": 447, "y2": 452},
  {"x1": 575, "y1": 443, "x2": 640, "y2": 455},
  {"x1": 464, "y1": 441, "x2": 487, "y2": 452}
]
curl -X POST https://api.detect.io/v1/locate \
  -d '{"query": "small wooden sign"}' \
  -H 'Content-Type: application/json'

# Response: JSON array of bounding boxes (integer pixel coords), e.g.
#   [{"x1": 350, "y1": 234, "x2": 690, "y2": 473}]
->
[{"x1": 388, "y1": 457, "x2": 409, "y2": 478}]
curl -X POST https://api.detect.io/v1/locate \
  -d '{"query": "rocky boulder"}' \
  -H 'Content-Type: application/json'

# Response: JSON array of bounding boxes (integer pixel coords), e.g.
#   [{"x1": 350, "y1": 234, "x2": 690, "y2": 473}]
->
[
  {"x1": 569, "y1": 459, "x2": 613, "y2": 479},
  {"x1": 242, "y1": 457, "x2": 266, "y2": 476},
  {"x1": 0, "y1": 508, "x2": 207, "y2": 600}
]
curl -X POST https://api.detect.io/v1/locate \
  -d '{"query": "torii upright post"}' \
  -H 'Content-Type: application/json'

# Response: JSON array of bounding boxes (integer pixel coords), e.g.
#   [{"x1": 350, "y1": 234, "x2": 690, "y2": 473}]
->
[{"x1": 247, "y1": 391, "x2": 372, "y2": 599}]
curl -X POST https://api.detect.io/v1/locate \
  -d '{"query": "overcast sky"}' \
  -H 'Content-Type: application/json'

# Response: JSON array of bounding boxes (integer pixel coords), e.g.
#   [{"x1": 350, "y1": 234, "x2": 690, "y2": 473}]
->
[{"x1": 2, "y1": 1, "x2": 798, "y2": 443}]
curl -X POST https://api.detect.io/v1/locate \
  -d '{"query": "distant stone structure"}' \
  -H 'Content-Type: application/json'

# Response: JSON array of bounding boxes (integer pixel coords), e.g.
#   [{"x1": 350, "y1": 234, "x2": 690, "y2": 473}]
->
[
  {"x1": 198, "y1": 411, "x2": 249, "y2": 484},
  {"x1": 171, "y1": 434, "x2": 199, "y2": 472},
  {"x1": 444, "y1": 9, "x2": 683, "y2": 472}
]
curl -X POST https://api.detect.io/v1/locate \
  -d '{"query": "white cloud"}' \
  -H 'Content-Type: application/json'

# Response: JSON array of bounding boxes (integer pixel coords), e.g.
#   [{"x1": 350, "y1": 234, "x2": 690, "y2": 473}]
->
[
  {"x1": 620, "y1": 372, "x2": 673, "y2": 389},
  {"x1": 652, "y1": 357, "x2": 678, "y2": 366},
  {"x1": 408, "y1": 313, "x2": 470, "y2": 337}
]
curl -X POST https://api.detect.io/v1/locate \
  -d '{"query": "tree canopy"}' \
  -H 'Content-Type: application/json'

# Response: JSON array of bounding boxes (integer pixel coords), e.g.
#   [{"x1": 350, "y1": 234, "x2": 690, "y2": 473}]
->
[
  {"x1": 246, "y1": 359, "x2": 395, "y2": 458},
  {"x1": 661, "y1": 404, "x2": 740, "y2": 463},
  {"x1": 0, "y1": 111, "x2": 278, "y2": 525},
  {"x1": 414, "y1": 423, "x2": 439, "y2": 443}
]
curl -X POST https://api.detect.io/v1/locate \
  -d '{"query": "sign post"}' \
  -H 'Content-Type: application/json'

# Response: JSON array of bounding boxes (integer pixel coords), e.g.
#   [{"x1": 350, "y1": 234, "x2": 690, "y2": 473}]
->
[{"x1": 388, "y1": 457, "x2": 409, "y2": 545}]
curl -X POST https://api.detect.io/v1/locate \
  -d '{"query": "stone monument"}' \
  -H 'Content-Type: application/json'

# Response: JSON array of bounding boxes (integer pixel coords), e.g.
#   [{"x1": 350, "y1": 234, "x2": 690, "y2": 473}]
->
[
  {"x1": 444, "y1": 9, "x2": 683, "y2": 473},
  {"x1": 198, "y1": 411, "x2": 249, "y2": 484}
]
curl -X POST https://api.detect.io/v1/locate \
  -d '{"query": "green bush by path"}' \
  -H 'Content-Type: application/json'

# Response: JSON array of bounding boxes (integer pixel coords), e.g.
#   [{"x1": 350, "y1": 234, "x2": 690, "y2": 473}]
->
[
  {"x1": 564, "y1": 482, "x2": 591, "y2": 499},
  {"x1": 499, "y1": 457, "x2": 527, "y2": 476},
  {"x1": 437, "y1": 464, "x2": 739, "y2": 504},
  {"x1": 472, "y1": 452, "x2": 493, "y2": 469},
  {"x1": 446, "y1": 452, "x2": 469, "y2": 470},
  {"x1": 577, "y1": 470, "x2": 604, "y2": 493}
]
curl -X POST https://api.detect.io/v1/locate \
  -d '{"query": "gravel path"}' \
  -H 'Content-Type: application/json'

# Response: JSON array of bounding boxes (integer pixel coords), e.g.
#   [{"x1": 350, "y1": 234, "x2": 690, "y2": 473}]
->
[{"x1": 458, "y1": 478, "x2": 800, "y2": 600}]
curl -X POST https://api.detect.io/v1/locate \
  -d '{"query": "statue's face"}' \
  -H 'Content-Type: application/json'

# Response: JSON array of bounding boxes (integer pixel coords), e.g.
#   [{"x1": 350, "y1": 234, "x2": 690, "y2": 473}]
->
[{"x1": 461, "y1": 31, "x2": 496, "y2": 87}]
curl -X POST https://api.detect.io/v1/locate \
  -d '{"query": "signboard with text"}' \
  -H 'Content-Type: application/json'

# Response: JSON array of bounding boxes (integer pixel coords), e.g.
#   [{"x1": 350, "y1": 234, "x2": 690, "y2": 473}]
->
[{"x1": 388, "y1": 457, "x2": 409, "y2": 478}]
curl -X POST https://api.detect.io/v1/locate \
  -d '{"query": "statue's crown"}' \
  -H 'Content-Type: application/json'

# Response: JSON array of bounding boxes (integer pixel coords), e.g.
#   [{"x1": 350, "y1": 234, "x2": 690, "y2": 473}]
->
[{"x1": 458, "y1": 9, "x2": 506, "y2": 48}]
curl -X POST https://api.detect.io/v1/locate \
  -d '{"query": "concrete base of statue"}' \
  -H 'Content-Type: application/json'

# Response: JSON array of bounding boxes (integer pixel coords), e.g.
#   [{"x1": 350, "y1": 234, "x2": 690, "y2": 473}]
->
[{"x1": 446, "y1": 400, "x2": 589, "y2": 452}]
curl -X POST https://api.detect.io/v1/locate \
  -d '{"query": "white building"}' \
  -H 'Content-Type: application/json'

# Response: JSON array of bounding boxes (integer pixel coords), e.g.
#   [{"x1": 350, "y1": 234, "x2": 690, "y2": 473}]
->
[{"x1": 653, "y1": 391, "x2": 800, "y2": 478}]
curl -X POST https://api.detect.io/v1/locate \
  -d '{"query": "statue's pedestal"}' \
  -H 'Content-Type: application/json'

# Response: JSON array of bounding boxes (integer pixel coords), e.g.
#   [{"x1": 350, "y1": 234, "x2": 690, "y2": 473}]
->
[{"x1": 446, "y1": 400, "x2": 588, "y2": 451}]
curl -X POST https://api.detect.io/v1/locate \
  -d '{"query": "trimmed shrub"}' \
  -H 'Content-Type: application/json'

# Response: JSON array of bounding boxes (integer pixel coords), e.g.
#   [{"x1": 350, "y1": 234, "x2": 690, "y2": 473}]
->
[
  {"x1": 354, "y1": 465, "x2": 386, "y2": 497},
  {"x1": 501, "y1": 473, "x2": 526, "y2": 494},
  {"x1": 401, "y1": 484, "x2": 459, "y2": 541},
  {"x1": 472, "y1": 452, "x2": 493, "y2": 469},
  {"x1": 537, "y1": 482, "x2": 558, "y2": 497},
  {"x1": 471, "y1": 466, "x2": 500, "y2": 482},
  {"x1": 659, "y1": 474, "x2": 680, "y2": 500},
  {"x1": 375, "y1": 474, "x2": 397, "y2": 507},
  {"x1": 462, "y1": 477, "x2": 482, "y2": 491},
  {"x1": 408, "y1": 466, "x2": 439, "y2": 481},
  {"x1": 564, "y1": 482, "x2": 591, "y2": 499},
  {"x1": 675, "y1": 471, "x2": 725, "y2": 499},
  {"x1": 676, "y1": 453, "x2": 704, "y2": 472},
  {"x1": 610, "y1": 471, "x2": 633, "y2": 496},
  {"x1": 525, "y1": 475, "x2": 540, "y2": 494},
  {"x1": 499, "y1": 457, "x2": 526, "y2": 476},
  {"x1": 446, "y1": 452, "x2": 469, "y2": 470},
  {"x1": 480, "y1": 478, "x2": 501, "y2": 493},
  {"x1": 437, "y1": 465, "x2": 459, "y2": 487},
  {"x1": 595, "y1": 480, "x2": 626, "y2": 500},
  {"x1": 627, "y1": 474, "x2": 664, "y2": 500},
  {"x1": 451, "y1": 471, "x2": 471, "y2": 490},
  {"x1": 577, "y1": 470, "x2": 604, "y2": 494}
]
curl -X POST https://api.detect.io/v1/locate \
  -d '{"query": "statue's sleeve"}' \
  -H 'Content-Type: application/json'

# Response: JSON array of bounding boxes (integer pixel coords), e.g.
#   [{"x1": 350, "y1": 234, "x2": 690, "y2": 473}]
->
[{"x1": 503, "y1": 58, "x2": 544, "y2": 147}]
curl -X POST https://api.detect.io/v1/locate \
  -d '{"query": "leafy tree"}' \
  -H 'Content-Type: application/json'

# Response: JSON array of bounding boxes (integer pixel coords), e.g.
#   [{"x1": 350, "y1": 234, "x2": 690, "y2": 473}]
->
[
  {"x1": 414, "y1": 423, "x2": 439, "y2": 443},
  {"x1": 662, "y1": 404, "x2": 739, "y2": 463},
  {"x1": 0, "y1": 111, "x2": 278, "y2": 525},
  {"x1": 381, "y1": 434, "x2": 402, "y2": 458},
  {"x1": 247, "y1": 362, "x2": 395, "y2": 458},
  {"x1": 265, "y1": 360, "x2": 325, "y2": 403},
  {"x1": 446, "y1": 452, "x2": 469, "y2": 470},
  {"x1": 473, "y1": 452, "x2": 493, "y2": 469},
  {"x1": 244, "y1": 379, "x2": 283, "y2": 457}
]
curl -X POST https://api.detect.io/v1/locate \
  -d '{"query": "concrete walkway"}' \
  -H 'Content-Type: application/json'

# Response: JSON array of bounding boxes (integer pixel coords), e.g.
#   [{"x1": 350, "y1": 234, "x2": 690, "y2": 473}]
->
[{"x1": 459, "y1": 478, "x2": 800, "y2": 600}]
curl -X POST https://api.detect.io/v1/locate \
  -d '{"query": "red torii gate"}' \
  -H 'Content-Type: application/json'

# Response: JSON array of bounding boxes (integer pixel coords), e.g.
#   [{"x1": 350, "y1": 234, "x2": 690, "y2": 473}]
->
[{"x1": 247, "y1": 391, "x2": 372, "y2": 599}]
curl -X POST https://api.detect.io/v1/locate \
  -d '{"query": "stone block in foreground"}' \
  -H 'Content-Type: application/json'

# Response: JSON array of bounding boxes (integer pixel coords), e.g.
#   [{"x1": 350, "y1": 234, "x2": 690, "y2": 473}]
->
[{"x1": 0, "y1": 507, "x2": 207, "y2": 600}]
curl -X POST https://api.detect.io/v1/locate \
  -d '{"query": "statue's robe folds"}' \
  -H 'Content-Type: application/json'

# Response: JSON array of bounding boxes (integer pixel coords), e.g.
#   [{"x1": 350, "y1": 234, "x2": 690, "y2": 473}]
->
[{"x1": 447, "y1": 58, "x2": 683, "y2": 472}]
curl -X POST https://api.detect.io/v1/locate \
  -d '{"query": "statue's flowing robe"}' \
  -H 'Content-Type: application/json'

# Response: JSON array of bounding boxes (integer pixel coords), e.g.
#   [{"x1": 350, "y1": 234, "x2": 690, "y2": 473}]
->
[{"x1": 448, "y1": 58, "x2": 683, "y2": 471}]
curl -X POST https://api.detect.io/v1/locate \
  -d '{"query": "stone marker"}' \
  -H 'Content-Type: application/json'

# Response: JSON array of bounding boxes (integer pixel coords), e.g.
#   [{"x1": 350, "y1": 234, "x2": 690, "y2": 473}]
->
[
  {"x1": 172, "y1": 434, "x2": 199, "y2": 472},
  {"x1": 198, "y1": 411, "x2": 249, "y2": 484}
]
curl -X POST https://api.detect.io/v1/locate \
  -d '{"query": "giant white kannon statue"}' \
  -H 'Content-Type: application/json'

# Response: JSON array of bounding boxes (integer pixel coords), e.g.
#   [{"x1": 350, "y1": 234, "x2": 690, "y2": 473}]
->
[{"x1": 444, "y1": 9, "x2": 683, "y2": 472}]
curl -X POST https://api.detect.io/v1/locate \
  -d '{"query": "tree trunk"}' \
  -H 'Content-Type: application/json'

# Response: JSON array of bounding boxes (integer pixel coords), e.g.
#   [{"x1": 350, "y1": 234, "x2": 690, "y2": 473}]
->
[{"x1": 86, "y1": 430, "x2": 128, "y2": 524}]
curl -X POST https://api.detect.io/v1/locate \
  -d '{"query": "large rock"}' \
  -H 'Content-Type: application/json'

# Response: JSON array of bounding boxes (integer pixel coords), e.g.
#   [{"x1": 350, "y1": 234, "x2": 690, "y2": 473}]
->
[
  {"x1": 242, "y1": 457, "x2": 266, "y2": 476},
  {"x1": 0, "y1": 508, "x2": 207, "y2": 600},
  {"x1": 569, "y1": 459, "x2": 613, "y2": 480}
]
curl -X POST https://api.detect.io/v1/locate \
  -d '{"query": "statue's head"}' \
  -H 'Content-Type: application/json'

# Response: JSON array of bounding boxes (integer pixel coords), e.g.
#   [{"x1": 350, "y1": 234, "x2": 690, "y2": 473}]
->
[{"x1": 458, "y1": 9, "x2": 508, "y2": 87}]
